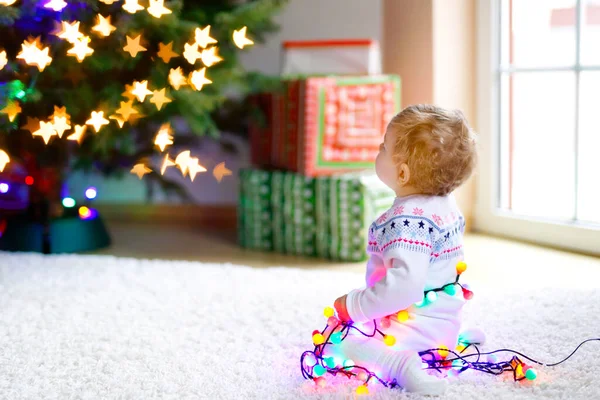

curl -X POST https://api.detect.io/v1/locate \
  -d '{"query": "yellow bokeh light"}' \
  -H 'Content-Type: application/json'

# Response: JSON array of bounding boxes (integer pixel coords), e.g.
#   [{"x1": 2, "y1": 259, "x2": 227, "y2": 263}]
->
[
  {"x1": 92, "y1": 14, "x2": 116, "y2": 37},
  {"x1": 0, "y1": 150, "x2": 10, "y2": 172},
  {"x1": 233, "y1": 26, "x2": 254, "y2": 49},
  {"x1": 147, "y1": 0, "x2": 172, "y2": 19},
  {"x1": 85, "y1": 111, "x2": 109, "y2": 132}
]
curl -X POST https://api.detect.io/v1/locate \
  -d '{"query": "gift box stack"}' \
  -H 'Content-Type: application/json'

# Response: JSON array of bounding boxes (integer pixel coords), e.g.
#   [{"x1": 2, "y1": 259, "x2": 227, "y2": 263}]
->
[{"x1": 239, "y1": 39, "x2": 401, "y2": 261}]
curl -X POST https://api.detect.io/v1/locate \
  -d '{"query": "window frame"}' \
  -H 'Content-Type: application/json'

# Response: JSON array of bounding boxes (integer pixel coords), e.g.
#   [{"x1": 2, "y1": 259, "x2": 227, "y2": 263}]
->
[{"x1": 474, "y1": 0, "x2": 600, "y2": 255}]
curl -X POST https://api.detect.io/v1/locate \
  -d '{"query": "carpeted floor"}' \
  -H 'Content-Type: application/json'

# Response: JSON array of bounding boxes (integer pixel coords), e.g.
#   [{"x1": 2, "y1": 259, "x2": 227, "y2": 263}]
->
[{"x1": 0, "y1": 253, "x2": 598, "y2": 399}]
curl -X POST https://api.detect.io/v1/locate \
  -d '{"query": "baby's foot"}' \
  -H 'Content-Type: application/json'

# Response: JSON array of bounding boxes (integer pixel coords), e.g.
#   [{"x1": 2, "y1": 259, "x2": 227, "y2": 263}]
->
[
  {"x1": 400, "y1": 353, "x2": 448, "y2": 395},
  {"x1": 459, "y1": 326, "x2": 486, "y2": 345}
]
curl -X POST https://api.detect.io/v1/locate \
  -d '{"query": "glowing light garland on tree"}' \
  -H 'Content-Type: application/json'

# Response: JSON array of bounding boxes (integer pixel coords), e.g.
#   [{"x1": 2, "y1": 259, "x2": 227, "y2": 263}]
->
[
  {"x1": 0, "y1": 0, "x2": 258, "y2": 188},
  {"x1": 300, "y1": 262, "x2": 600, "y2": 395}
]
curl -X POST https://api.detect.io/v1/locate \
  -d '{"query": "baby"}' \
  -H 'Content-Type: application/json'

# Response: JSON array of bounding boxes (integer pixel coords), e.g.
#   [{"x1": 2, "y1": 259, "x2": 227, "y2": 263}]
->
[{"x1": 330, "y1": 104, "x2": 484, "y2": 395}]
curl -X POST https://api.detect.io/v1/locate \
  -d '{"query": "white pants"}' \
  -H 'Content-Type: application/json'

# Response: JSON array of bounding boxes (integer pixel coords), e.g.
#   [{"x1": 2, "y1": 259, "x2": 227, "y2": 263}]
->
[{"x1": 324, "y1": 299, "x2": 463, "y2": 383}]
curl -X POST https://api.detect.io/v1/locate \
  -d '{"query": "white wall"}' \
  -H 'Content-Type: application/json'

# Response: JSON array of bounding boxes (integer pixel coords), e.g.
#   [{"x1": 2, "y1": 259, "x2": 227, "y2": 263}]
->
[{"x1": 68, "y1": 0, "x2": 383, "y2": 205}]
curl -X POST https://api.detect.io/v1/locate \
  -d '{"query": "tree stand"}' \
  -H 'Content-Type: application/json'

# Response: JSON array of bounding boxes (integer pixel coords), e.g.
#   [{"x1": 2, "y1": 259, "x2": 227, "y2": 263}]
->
[{"x1": 0, "y1": 210, "x2": 111, "y2": 254}]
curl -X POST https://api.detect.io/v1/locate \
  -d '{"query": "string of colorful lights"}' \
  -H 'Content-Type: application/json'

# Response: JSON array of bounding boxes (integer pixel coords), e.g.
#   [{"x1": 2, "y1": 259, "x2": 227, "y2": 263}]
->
[{"x1": 300, "y1": 261, "x2": 600, "y2": 395}]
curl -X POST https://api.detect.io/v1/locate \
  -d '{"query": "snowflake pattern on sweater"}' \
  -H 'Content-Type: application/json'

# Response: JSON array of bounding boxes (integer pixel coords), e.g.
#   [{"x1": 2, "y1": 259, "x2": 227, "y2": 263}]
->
[{"x1": 368, "y1": 199, "x2": 466, "y2": 263}]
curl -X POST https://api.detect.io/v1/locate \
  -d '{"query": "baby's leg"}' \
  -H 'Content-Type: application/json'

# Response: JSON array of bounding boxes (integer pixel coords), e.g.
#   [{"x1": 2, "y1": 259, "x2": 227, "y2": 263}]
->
[{"x1": 322, "y1": 328, "x2": 447, "y2": 395}]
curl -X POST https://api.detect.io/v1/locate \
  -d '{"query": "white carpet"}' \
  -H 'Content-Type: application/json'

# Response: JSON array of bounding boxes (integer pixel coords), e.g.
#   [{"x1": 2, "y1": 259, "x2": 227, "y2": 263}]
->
[{"x1": 0, "y1": 253, "x2": 598, "y2": 400}]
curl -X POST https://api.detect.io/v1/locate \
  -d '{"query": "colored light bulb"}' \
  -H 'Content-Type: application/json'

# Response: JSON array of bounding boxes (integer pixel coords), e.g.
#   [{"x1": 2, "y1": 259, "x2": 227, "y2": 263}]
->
[
  {"x1": 452, "y1": 359, "x2": 464, "y2": 368},
  {"x1": 314, "y1": 376, "x2": 326, "y2": 388},
  {"x1": 324, "y1": 306, "x2": 335, "y2": 318},
  {"x1": 356, "y1": 385, "x2": 369, "y2": 395},
  {"x1": 62, "y1": 197, "x2": 76, "y2": 208},
  {"x1": 25, "y1": 176, "x2": 34, "y2": 185},
  {"x1": 415, "y1": 299, "x2": 425, "y2": 307},
  {"x1": 525, "y1": 368, "x2": 537, "y2": 380},
  {"x1": 357, "y1": 371, "x2": 369, "y2": 381},
  {"x1": 312, "y1": 330, "x2": 320, "y2": 336},
  {"x1": 383, "y1": 335, "x2": 396, "y2": 346},
  {"x1": 330, "y1": 332, "x2": 342, "y2": 344},
  {"x1": 85, "y1": 187, "x2": 97, "y2": 200},
  {"x1": 343, "y1": 359, "x2": 354, "y2": 369},
  {"x1": 515, "y1": 363, "x2": 523, "y2": 377},
  {"x1": 325, "y1": 357, "x2": 336, "y2": 368},
  {"x1": 380, "y1": 317, "x2": 391, "y2": 329},
  {"x1": 313, "y1": 364, "x2": 326, "y2": 377},
  {"x1": 304, "y1": 354, "x2": 317, "y2": 366},
  {"x1": 312, "y1": 333, "x2": 325, "y2": 345},
  {"x1": 487, "y1": 354, "x2": 498, "y2": 363},
  {"x1": 0, "y1": 183, "x2": 8, "y2": 193},
  {"x1": 456, "y1": 261, "x2": 467, "y2": 274},
  {"x1": 462, "y1": 288, "x2": 474, "y2": 300},
  {"x1": 327, "y1": 316, "x2": 339, "y2": 327},
  {"x1": 456, "y1": 344, "x2": 466, "y2": 353},
  {"x1": 426, "y1": 291, "x2": 438, "y2": 302},
  {"x1": 397, "y1": 310, "x2": 409, "y2": 322},
  {"x1": 444, "y1": 284, "x2": 457, "y2": 296},
  {"x1": 438, "y1": 345, "x2": 449, "y2": 359},
  {"x1": 79, "y1": 206, "x2": 91, "y2": 219}
]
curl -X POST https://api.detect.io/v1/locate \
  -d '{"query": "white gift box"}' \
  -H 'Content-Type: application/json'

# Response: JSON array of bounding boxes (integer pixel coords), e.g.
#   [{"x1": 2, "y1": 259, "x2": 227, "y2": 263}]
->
[{"x1": 281, "y1": 39, "x2": 381, "y2": 76}]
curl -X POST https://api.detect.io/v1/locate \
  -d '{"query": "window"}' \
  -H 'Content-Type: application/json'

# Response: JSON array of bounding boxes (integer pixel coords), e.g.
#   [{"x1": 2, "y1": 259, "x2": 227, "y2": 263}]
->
[{"x1": 475, "y1": 0, "x2": 600, "y2": 254}]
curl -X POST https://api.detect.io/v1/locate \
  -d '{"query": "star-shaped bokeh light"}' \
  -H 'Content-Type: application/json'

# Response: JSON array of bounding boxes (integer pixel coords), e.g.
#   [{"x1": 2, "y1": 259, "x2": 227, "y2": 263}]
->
[
  {"x1": 123, "y1": 34, "x2": 147, "y2": 57},
  {"x1": 147, "y1": 0, "x2": 172, "y2": 18},
  {"x1": 52, "y1": 116, "x2": 71, "y2": 137},
  {"x1": 168, "y1": 67, "x2": 188, "y2": 90},
  {"x1": 213, "y1": 162, "x2": 232, "y2": 183},
  {"x1": 157, "y1": 42, "x2": 178, "y2": 63},
  {"x1": 85, "y1": 111, "x2": 109, "y2": 132},
  {"x1": 115, "y1": 100, "x2": 139, "y2": 122},
  {"x1": 154, "y1": 123, "x2": 173, "y2": 151},
  {"x1": 149, "y1": 88, "x2": 172, "y2": 111},
  {"x1": 44, "y1": 0, "x2": 67, "y2": 12},
  {"x1": 201, "y1": 46, "x2": 223, "y2": 67},
  {"x1": 183, "y1": 42, "x2": 202, "y2": 64},
  {"x1": 1, "y1": 101, "x2": 21, "y2": 122},
  {"x1": 131, "y1": 163, "x2": 151, "y2": 179},
  {"x1": 188, "y1": 157, "x2": 207, "y2": 182},
  {"x1": 33, "y1": 121, "x2": 57, "y2": 144},
  {"x1": 92, "y1": 15, "x2": 116, "y2": 37},
  {"x1": 122, "y1": 0, "x2": 144, "y2": 13},
  {"x1": 160, "y1": 154, "x2": 176, "y2": 175},
  {"x1": 67, "y1": 36, "x2": 94, "y2": 62},
  {"x1": 131, "y1": 80, "x2": 153, "y2": 102},
  {"x1": 233, "y1": 26, "x2": 254, "y2": 49},
  {"x1": 16, "y1": 37, "x2": 52, "y2": 71},
  {"x1": 55, "y1": 21, "x2": 83, "y2": 43},
  {"x1": 175, "y1": 150, "x2": 191, "y2": 176},
  {"x1": 0, "y1": 150, "x2": 9, "y2": 172},
  {"x1": 0, "y1": 50, "x2": 7, "y2": 71},
  {"x1": 195, "y1": 26, "x2": 218, "y2": 48},
  {"x1": 189, "y1": 68, "x2": 212, "y2": 91}
]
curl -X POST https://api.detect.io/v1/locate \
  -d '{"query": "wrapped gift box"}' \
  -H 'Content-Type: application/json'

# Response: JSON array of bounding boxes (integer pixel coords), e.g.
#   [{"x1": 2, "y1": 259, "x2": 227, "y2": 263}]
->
[
  {"x1": 238, "y1": 169, "x2": 272, "y2": 251},
  {"x1": 249, "y1": 75, "x2": 401, "y2": 176},
  {"x1": 238, "y1": 168, "x2": 395, "y2": 261},
  {"x1": 281, "y1": 39, "x2": 382, "y2": 76}
]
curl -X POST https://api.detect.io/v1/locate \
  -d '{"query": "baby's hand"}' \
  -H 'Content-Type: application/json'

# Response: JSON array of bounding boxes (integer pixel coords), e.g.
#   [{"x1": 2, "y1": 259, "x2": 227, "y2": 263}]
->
[{"x1": 334, "y1": 294, "x2": 351, "y2": 322}]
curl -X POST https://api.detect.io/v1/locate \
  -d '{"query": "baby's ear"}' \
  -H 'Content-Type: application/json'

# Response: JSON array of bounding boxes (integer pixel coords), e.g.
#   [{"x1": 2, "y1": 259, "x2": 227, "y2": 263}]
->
[{"x1": 398, "y1": 163, "x2": 411, "y2": 186}]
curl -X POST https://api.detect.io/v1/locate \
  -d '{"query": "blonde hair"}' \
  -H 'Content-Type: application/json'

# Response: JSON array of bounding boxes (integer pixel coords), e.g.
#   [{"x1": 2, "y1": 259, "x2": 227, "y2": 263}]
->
[{"x1": 388, "y1": 104, "x2": 477, "y2": 196}]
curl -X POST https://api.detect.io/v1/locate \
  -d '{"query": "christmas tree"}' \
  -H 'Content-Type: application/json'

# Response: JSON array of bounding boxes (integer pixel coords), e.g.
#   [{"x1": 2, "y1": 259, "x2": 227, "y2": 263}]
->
[{"x1": 0, "y1": 0, "x2": 286, "y2": 216}]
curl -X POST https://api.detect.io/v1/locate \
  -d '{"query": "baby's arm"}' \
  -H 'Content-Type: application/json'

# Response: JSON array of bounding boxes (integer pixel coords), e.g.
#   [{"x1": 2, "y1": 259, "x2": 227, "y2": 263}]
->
[{"x1": 345, "y1": 250, "x2": 430, "y2": 323}]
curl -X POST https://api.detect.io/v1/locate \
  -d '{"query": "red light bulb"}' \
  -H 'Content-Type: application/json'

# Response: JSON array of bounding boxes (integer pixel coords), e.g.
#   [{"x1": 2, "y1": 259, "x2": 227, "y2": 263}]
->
[{"x1": 462, "y1": 288, "x2": 473, "y2": 300}]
